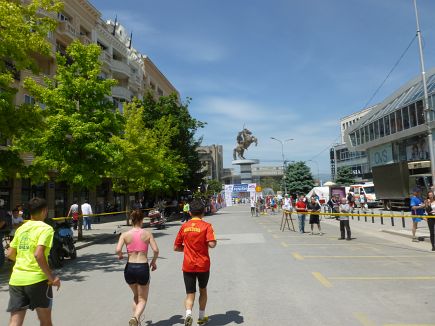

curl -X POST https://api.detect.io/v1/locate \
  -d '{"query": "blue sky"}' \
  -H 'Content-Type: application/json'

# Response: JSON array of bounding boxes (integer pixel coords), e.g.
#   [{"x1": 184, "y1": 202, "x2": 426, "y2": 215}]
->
[{"x1": 92, "y1": 0, "x2": 435, "y2": 179}]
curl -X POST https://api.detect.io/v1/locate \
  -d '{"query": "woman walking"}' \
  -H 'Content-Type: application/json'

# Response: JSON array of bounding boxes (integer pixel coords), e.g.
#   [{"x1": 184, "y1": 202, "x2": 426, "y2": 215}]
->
[
  {"x1": 116, "y1": 210, "x2": 159, "y2": 326},
  {"x1": 424, "y1": 191, "x2": 435, "y2": 251}
]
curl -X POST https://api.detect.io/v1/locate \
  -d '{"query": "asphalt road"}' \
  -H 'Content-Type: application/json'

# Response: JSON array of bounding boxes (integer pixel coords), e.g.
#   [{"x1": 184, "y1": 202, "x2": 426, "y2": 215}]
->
[{"x1": 1, "y1": 205, "x2": 435, "y2": 325}]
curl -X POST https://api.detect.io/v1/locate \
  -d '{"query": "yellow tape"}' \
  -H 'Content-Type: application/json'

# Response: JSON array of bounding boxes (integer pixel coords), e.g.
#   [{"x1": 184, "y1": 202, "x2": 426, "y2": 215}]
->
[
  {"x1": 52, "y1": 207, "x2": 158, "y2": 221},
  {"x1": 284, "y1": 210, "x2": 435, "y2": 219}
]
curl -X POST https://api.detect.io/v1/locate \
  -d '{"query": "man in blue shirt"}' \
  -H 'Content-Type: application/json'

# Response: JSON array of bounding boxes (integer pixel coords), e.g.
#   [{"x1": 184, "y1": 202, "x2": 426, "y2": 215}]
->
[{"x1": 410, "y1": 187, "x2": 425, "y2": 242}]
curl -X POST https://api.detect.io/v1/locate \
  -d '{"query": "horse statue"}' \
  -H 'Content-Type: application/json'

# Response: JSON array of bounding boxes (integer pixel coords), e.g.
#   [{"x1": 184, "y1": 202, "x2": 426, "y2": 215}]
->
[{"x1": 233, "y1": 128, "x2": 258, "y2": 160}]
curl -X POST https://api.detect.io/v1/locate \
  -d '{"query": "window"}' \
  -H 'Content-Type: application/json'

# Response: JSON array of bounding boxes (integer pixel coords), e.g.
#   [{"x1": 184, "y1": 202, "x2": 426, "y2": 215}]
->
[
  {"x1": 390, "y1": 112, "x2": 396, "y2": 134},
  {"x1": 374, "y1": 120, "x2": 379, "y2": 139},
  {"x1": 384, "y1": 116, "x2": 390, "y2": 136},
  {"x1": 409, "y1": 103, "x2": 417, "y2": 127},
  {"x1": 416, "y1": 100, "x2": 425, "y2": 125},
  {"x1": 24, "y1": 95, "x2": 35, "y2": 105},
  {"x1": 364, "y1": 125, "x2": 369, "y2": 143},
  {"x1": 379, "y1": 118, "x2": 385, "y2": 137},
  {"x1": 402, "y1": 106, "x2": 410, "y2": 129},
  {"x1": 396, "y1": 109, "x2": 403, "y2": 132},
  {"x1": 350, "y1": 133, "x2": 356, "y2": 147},
  {"x1": 157, "y1": 88, "x2": 163, "y2": 96},
  {"x1": 369, "y1": 123, "x2": 374, "y2": 141},
  {"x1": 356, "y1": 129, "x2": 361, "y2": 145}
]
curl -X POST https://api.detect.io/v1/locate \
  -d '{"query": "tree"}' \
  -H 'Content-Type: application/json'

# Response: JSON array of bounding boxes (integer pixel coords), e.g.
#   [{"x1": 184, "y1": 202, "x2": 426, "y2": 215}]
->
[
  {"x1": 206, "y1": 179, "x2": 223, "y2": 195},
  {"x1": 335, "y1": 166, "x2": 356, "y2": 186},
  {"x1": 0, "y1": 0, "x2": 62, "y2": 180},
  {"x1": 259, "y1": 177, "x2": 281, "y2": 192},
  {"x1": 110, "y1": 100, "x2": 185, "y2": 223},
  {"x1": 19, "y1": 41, "x2": 123, "y2": 238},
  {"x1": 140, "y1": 93, "x2": 205, "y2": 191},
  {"x1": 283, "y1": 161, "x2": 315, "y2": 196}
]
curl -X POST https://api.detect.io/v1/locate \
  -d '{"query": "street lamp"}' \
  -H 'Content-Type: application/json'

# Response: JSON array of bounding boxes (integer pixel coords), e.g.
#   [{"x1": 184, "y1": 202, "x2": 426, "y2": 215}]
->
[
  {"x1": 270, "y1": 137, "x2": 294, "y2": 195},
  {"x1": 307, "y1": 160, "x2": 321, "y2": 186}
]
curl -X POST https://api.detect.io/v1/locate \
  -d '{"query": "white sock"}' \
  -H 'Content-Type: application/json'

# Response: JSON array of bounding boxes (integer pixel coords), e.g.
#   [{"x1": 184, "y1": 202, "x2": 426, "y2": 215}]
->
[
  {"x1": 186, "y1": 309, "x2": 192, "y2": 317},
  {"x1": 199, "y1": 310, "x2": 205, "y2": 319}
]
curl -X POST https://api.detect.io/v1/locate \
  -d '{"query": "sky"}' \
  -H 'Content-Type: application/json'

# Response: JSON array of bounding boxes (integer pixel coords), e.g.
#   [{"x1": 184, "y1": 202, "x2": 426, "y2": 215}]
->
[{"x1": 91, "y1": 0, "x2": 435, "y2": 179}]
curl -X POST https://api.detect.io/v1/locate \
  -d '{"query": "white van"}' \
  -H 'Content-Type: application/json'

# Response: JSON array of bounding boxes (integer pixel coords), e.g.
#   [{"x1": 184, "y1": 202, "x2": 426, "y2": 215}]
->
[{"x1": 349, "y1": 182, "x2": 379, "y2": 208}]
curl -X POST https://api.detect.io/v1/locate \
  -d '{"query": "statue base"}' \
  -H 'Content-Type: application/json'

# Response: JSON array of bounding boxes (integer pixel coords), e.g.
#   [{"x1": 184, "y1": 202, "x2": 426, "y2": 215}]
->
[{"x1": 232, "y1": 159, "x2": 260, "y2": 184}]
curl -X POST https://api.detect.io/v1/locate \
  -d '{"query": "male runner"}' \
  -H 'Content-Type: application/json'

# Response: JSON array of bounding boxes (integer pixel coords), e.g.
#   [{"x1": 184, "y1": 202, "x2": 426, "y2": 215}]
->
[
  {"x1": 7, "y1": 197, "x2": 61, "y2": 326},
  {"x1": 174, "y1": 198, "x2": 217, "y2": 326}
]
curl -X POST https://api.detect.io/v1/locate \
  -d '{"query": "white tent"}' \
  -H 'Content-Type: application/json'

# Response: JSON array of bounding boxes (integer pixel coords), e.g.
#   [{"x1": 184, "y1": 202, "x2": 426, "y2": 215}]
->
[{"x1": 306, "y1": 186, "x2": 330, "y2": 203}]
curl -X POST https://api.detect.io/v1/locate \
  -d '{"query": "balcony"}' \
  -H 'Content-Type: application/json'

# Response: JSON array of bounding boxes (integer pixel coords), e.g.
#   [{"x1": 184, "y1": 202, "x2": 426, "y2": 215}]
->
[
  {"x1": 79, "y1": 34, "x2": 92, "y2": 45},
  {"x1": 21, "y1": 70, "x2": 46, "y2": 86},
  {"x1": 129, "y1": 74, "x2": 143, "y2": 89},
  {"x1": 99, "y1": 51, "x2": 112, "y2": 66},
  {"x1": 58, "y1": 20, "x2": 76, "y2": 40},
  {"x1": 111, "y1": 59, "x2": 131, "y2": 78},
  {"x1": 112, "y1": 86, "x2": 132, "y2": 101}
]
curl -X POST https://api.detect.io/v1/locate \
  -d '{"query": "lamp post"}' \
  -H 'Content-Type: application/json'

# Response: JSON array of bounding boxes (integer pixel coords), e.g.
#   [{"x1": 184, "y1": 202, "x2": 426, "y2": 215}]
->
[
  {"x1": 270, "y1": 137, "x2": 294, "y2": 195},
  {"x1": 307, "y1": 160, "x2": 321, "y2": 186}
]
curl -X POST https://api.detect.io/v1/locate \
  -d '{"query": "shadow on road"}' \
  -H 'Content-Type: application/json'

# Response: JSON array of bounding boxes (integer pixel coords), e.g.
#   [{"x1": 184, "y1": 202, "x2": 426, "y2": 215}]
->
[
  {"x1": 144, "y1": 310, "x2": 244, "y2": 326},
  {"x1": 144, "y1": 314, "x2": 184, "y2": 326}
]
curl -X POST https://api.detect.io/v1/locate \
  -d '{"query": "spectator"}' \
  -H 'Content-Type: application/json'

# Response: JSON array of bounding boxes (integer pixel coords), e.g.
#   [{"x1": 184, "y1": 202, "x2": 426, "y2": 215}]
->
[
  {"x1": 307, "y1": 197, "x2": 322, "y2": 235},
  {"x1": 410, "y1": 187, "x2": 425, "y2": 242},
  {"x1": 81, "y1": 200, "x2": 93, "y2": 230},
  {"x1": 338, "y1": 198, "x2": 352, "y2": 240},
  {"x1": 295, "y1": 195, "x2": 307, "y2": 234}
]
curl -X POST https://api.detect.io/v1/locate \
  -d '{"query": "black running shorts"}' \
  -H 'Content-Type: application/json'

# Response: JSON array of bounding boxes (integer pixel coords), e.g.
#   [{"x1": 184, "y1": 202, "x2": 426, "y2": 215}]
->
[
  {"x1": 8, "y1": 280, "x2": 53, "y2": 312},
  {"x1": 183, "y1": 271, "x2": 210, "y2": 294},
  {"x1": 124, "y1": 262, "x2": 150, "y2": 285}
]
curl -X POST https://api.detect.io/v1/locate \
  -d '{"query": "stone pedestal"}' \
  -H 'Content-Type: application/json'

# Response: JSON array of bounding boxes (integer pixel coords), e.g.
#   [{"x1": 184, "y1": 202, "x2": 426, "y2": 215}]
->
[{"x1": 232, "y1": 159, "x2": 260, "y2": 184}]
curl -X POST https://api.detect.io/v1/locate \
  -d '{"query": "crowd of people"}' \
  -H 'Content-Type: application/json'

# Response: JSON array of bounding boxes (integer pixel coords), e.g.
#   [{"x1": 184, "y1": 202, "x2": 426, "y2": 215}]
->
[{"x1": 5, "y1": 197, "x2": 216, "y2": 326}]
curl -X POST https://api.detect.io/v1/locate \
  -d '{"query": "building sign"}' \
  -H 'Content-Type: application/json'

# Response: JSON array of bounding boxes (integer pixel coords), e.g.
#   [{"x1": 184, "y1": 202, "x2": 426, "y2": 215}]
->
[
  {"x1": 369, "y1": 144, "x2": 393, "y2": 167},
  {"x1": 406, "y1": 137, "x2": 429, "y2": 161}
]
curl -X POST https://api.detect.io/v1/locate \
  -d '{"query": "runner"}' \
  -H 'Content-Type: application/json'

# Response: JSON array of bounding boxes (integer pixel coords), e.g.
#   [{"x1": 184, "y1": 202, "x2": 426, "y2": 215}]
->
[
  {"x1": 116, "y1": 209, "x2": 159, "y2": 326},
  {"x1": 174, "y1": 198, "x2": 217, "y2": 326},
  {"x1": 7, "y1": 197, "x2": 61, "y2": 326}
]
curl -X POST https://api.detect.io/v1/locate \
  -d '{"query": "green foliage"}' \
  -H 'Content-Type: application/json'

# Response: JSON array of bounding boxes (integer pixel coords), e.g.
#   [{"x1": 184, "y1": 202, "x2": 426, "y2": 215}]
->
[
  {"x1": 259, "y1": 177, "x2": 281, "y2": 192},
  {"x1": 283, "y1": 161, "x2": 315, "y2": 196},
  {"x1": 140, "y1": 93, "x2": 205, "y2": 190},
  {"x1": 18, "y1": 41, "x2": 123, "y2": 188},
  {"x1": 206, "y1": 179, "x2": 223, "y2": 194},
  {"x1": 0, "y1": 0, "x2": 62, "y2": 180},
  {"x1": 335, "y1": 166, "x2": 356, "y2": 186},
  {"x1": 110, "y1": 100, "x2": 185, "y2": 194}
]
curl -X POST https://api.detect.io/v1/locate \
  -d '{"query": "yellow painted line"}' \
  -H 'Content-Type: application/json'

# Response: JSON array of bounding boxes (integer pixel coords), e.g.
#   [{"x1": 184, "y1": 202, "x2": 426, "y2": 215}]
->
[
  {"x1": 330, "y1": 276, "x2": 435, "y2": 281},
  {"x1": 384, "y1": 324, "x2": 435, "y2": 326},
  {"x1": 300, "y1": 255, "x2": 433, "y2": 259},
  {"x1": 282, "y1": 243, "x2": 378, "y2": 246},
  {"x1": 312, "y1": 272, "x2": 333, "y2": 288},
  {"x1": 292, "y1": 252, "x2": 304, "y2": 260},
  {"x1": 354, "y1": 312, "x2": 376, "y2": 326},
  {"x1": 281, "y1": 241, "x2": 288, "y2": 248}
]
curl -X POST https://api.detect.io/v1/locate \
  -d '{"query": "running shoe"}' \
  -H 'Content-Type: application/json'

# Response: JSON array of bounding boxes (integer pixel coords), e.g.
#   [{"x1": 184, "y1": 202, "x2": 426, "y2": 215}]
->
[
  {"x1": 129, "y1": 317, "x2": 138, "y2": 326},
  {"x1": 197, "y1": 316, "x2": 209, "y2": 325},
  {"x1": 412, "y1": 237, "x2": 419, "y2": 242},
  {"x1": 184, "y1": 314, "x2": 193, "y2": 326}
]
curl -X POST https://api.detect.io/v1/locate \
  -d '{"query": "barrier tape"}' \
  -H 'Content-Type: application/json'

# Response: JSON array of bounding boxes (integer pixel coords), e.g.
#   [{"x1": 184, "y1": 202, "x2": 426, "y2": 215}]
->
[
  {"x1": 51, "y1": 207, "x2": 160, "y2": 221},
  {"x1": 283, "y1": 209, "x2": 435, "y2": 219}
]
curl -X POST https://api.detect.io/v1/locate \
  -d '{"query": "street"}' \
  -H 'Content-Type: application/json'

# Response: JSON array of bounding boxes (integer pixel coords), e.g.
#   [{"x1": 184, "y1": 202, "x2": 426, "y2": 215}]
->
[{"x1": 1, "y1": 205, "x2": 435, "y2": 325}]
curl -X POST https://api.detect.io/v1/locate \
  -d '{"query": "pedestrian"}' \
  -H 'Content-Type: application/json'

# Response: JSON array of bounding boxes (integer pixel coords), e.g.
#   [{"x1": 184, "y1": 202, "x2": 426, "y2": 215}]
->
[
  {"x1": 359, "y1": 193, "x2": 368, "y2": 212},
  {"x1": 181, "y1": 201, "x2": 190, "y2": 223},
  {"x1": 250, "y1": 197, "x2": 256, "y2": 217},
  {"x1": 6, "y1": 197, "x2": 61, "y2": 326},
  {"x1": 270, "y1": 196, "x2": 276, "y2": 215},
  {"x1": 338, "y1": 198, "x2": 352, "y2": 240},
  {"x1": 116, "y1": 209, "x2": 159, "y2": 326},
  {"x1": 295, "y1": 195, "x2": 307, "y2": 234},
  {"x1": 282, "y1": 194, "x2": 292, "y2": 220},
  {"x1": 410, "y1": 187, "x2": 425, "y2": 242},
  {"x1": 10, "y1": 208, "x2": 24, "y2": 239},
  {"x1": 81, "y1": 199, "x2": 93, "y2": 230},
  {"x1": 347, "y1": 192, "x2": 355, "y2": 211},
  {"x1": 67, "y1": 199, "x2": 80, "y2": 230},
  {"x1": 307, "y1": 196, "x2": 322, "y2": 235},
  {"x1": 174, "y1": 198, "x2": 217, "y2": 326},
  {"x1": 424, "y1": 190, "x2": 435, "y2": 251}
]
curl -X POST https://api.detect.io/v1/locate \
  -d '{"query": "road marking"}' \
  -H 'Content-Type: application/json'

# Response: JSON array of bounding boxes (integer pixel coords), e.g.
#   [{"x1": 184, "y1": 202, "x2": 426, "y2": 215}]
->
[
  {"x1": 312, "y1": 272, "x2": 333, "y2": 288},
  {"x1": 281, "y1": 243, "x2": 380, "y2": 246},
  {"x1": 292, "y1": 252, "x2": 304, "y2": 260},
  {"x1": 330, "y1": 276, "x2": 435, "y2": 281},
  {"x1": 354, "y1": 312, "x2": 376, "y2": 326},
  {"x1": 281, "y1": 241, "x2": 288, "y2": 248},
  {"x1": 295, "y1": 255, "x2": 433, "y2": 259}
]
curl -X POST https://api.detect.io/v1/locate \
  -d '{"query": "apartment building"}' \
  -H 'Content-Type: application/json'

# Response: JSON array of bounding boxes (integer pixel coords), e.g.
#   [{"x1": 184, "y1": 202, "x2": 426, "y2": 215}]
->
[{"x1": 2, "y1": 0, "x2": 179, "y2": 215}]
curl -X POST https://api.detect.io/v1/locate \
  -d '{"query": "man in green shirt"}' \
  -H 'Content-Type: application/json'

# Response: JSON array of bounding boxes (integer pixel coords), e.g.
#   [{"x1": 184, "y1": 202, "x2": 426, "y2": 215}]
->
[{"x1": 7, "y1": 197, "x2": 61, "y2": 326}]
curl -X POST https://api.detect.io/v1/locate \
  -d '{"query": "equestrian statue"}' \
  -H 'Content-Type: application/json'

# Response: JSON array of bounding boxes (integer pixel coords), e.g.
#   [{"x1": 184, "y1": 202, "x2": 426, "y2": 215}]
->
[{"x1": 233, "y1": 128, "x2": 258, "y2": 160}]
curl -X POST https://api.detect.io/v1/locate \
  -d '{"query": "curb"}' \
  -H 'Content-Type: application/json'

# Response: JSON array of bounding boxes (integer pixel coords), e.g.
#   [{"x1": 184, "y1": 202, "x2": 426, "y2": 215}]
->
[{"x1": 381, "y1": 229, "x2": 429, "y2": 241}]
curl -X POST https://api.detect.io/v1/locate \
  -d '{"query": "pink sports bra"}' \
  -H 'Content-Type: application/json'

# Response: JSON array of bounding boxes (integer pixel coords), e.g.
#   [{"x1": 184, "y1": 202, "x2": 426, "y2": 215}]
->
[{"x1": 126, "y1": 228, "x2": 149, "y2": 254}]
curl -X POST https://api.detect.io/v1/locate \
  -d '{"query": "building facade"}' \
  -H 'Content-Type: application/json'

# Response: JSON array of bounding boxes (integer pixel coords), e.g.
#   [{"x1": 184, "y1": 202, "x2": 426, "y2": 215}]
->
[
  {"x1": 1, "y1": 0, "x2": 179, "y2": 216},
  {"x1": 330, "y1": 106, "x2": 374, "y2": 181},
  {"x1": 197, "y1": 145, "x2": 224, "y2": 182},
  {"x1": 344, "y1": 68, "x2": 435, "y2": 177}
]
